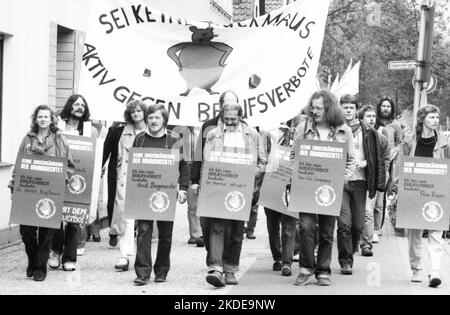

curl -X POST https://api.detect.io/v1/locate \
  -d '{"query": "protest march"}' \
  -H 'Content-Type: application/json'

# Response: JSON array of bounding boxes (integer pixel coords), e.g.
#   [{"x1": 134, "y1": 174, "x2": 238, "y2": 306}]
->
[{"x1": 1, "y1": 0, "x2": 450, "y2": 298}]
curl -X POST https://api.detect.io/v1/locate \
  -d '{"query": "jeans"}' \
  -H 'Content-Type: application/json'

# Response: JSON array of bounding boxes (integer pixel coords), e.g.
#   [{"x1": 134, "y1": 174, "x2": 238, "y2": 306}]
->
[
  {"x1": 361, "y1": 190, "x2": 384, "y2": 249},
  {"x1": 299, "y1": 213, "x2": 336, "y2": 276},
  {"x1": 52, "y1": 222, "x2": 80, "y2": 263},
  {"x1": 135, "y1": 220, "x2": 174, "y2": 280},
  {"x1": 187, "y1": 188, "x2": 201, "y2": 239},
  {"x1": 20, "y1": 225, "x2": 54, "y2": 275},
  {"x1": 408, "y1": 229, "x2": 444, "y2": 277},
  {"x1": 338, "y1": 181, "x2": 367, "y2": 267},
  {"x1": 246, "y1": 204, "x2": 259, "y2": 235},
  {"x1": 107, "y1": 175, "x2": 117, "y2": 228},
  {"x1": 208, "y1": 218, "x2": 245, "y2": 273},
  {"x1": 265, "y1": 208, "x2": 297, "y2": 265}
]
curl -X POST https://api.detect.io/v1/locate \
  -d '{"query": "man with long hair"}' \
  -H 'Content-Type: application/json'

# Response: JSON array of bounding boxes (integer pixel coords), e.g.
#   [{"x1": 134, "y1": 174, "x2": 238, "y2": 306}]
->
[
  {"x1": 376, "y1": 97, "x2": 403, "y2": 151},
  {"x1": 292, "y1": 90, "x2": 356, "y2": 287}
]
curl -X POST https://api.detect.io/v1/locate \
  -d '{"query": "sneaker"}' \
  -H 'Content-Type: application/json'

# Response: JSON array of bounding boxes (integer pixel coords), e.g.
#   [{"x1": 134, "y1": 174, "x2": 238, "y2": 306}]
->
[
  {"x1": 282, "y1": 265, "x2": 292, "y2": 277},
  {"x1": 361, "y1": 248, "x2": 373, "y2": 257},
  {"x1": 295, "y1": 273, "x2": 313, "y2": 286},
  {"x1": 273, "y1": 261, "x2": 282, "y2": 272},
  {"x1": 77, "y1": 248, "x2": 85, "y2": 256},
  {"x1": 411, "y1": 271, "x2": 423, "y2": 283},
  {"x1": 316, "y1": 275, "x2": 331, "y2": 286},
  {"x1": 48, "y1": 252, "x2": 61, "y2": 269},
  {"x1": 372, "y1": 234, "x2": 380, "y2": 244},
  {"x1": 63, "y1": 262, "x2": 76, "y2": 272},
  {"x1": 341, "y1": 264, "x2": 353, "y2": 275},
  {"x1": 206, "y1": 271, "x2": 226, "y2": 288},
  {"x1": 429, "y1": 275, "x2": 442, "y2": 288},
  {"x1": 225, "y1": 272, "x2": 239, "y2": 285}
]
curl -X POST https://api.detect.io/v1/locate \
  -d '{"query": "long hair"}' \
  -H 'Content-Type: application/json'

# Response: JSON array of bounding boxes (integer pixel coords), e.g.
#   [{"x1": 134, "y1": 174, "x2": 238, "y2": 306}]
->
[
  {"x1": 415, "y1": 105, "x2": 440, "y2": 137},
  {"x1": 376, "y1": 97, "x2": 396, "y2": 121},
  {"x1": 59, "y1": 94, "x2": 90, "y2": 132},
  {"x1": 31, "y1": 105, "x2": 58, "y2": 134},
  {"x1": 124, "y1": 100, "x2": 147, "y2": 125},
  {"x1": 304, "y1": 90, "x2": 345, "y2": 128}
]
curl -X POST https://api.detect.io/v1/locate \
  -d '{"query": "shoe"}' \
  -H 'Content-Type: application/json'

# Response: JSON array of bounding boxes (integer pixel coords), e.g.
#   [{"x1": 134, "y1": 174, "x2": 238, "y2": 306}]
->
[
  {"x1": 134, "y1": 278, "x2": 149, "y2": 286},
  {"x1": 92, "y1": 234, "x2": 101, "y2": 243},
  {"x1": 282, "y1": 265, "x2": 292, "y2": 277},
  {"x1": 362, "y1": 248, "x2": 373, "y2": 257},
  {"x1": 206, "y1": 271, "x2": 226, "y2": 288},
  {"x1": 272, "y1": 261, "x2": 282, "y2": 272},
  {"x1": 109, "y1": 235, "x2": 118, "y2": 247},
  {"x1": 32, "y1": 270, "x2": 46, "y2": 282},
  {"x1": 27, "y1": 265, "x2": 34, "y2": 278},
  {"x1": 196, "y1": 236, "x2": 205, "y2": 248},
  {"x1": 295, "y1": 273, "x2": 313, "y2": 286},
  {"x1": 114, "y1": 258, "x2": 129, "y2": 272},
  {"x1": 372, "y1": 234, "x2": 380, "y2": 244},
  {"x1": 429, "y1": 275, "x2": 442, "y2": 288},
  {"x1": 188, "y1": 237, "x2": 197, "y2": 245},
  {"x1": 341, "y1": 264, "x2": 353, "y2": 275},
  {"x1": 48, "y1": 252, "x2": 61, "y2": 269},
  {"x1": 62, "y1": 262, "x2": 76, "y2": 272},
  {"x1": 77, "y1": 248, "x2": 85, "y2": 256},
  {"x1": 225, "y1": 272, "x2": 239, "y2": 285},
  {"x1": 292, "y1": 253, "x2": 300, "y2": 263},
  {"x1": 246, "y1": 233, "x2": 256, "y2": 240},
  {"x1": 411, "y1": 271, "x2": 423, "y2": 283},
  {"x1": 316, "y1": 275, "x2": 331, "y2": 286},
  {"x1": 155, "y1": 275, "x2": 167, "y2": 283}
]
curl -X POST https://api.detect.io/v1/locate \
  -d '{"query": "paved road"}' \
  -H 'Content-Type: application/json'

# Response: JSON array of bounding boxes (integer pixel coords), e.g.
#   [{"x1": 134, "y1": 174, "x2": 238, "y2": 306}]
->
[{"x1": 0, "y1": 204, "x2": 449, "y2": 295}]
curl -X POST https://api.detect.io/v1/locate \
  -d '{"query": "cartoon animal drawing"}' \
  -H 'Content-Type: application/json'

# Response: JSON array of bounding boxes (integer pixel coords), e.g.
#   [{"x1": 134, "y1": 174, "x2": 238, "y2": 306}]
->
[{"x1": 167, "y1": 26, "x2": 233, "y2": 97}]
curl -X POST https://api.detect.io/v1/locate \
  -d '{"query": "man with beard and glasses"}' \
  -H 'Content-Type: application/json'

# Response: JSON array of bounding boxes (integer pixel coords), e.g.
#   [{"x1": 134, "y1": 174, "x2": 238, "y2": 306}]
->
[{"x1": 48, "y1": 94, "x2": 99, "y2": 272}]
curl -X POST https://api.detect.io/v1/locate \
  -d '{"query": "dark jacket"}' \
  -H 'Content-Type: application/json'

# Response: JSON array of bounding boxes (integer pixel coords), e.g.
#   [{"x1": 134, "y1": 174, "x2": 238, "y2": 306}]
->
[
  {"x1": 359, "y1": 121, "x2": 386, "y2": 199},
  {"x1": 133, "y1": 129, "x2": 190, "y2": 192},
  {"x1": 102, "y1": 123, "x2": 125, "y2": 179}
]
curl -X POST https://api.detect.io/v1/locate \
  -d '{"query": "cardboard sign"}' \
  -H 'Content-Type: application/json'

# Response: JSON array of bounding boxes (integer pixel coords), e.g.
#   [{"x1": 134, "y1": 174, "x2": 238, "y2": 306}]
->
[
  {"x1": 124, "y1": 148, "x2": 180, "y2": 222},
  {"x1": 197, "y1": 146, "x2": 257, "y2": 221},
  {"x1": 396, "y1": 156, "x2": 450, "y2": 230},
  {"x1": 289, "y1": 140, "x2": 347, "y2": 216},
  {"x1": 62, "y1": 202, "x2": 91, "y2": 225},
  {"x1": 10, "y1": 154, "x2": 67, "y2": 229},
  {"x1": 259, "y1": 145, "x2": 298, "y2": 219}
]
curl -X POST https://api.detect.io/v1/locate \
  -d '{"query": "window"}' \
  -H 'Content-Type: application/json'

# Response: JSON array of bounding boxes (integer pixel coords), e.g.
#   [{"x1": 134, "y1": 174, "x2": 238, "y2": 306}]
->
[{"x1": 0, "y1": 34, "x2": 4, "y2": 160}]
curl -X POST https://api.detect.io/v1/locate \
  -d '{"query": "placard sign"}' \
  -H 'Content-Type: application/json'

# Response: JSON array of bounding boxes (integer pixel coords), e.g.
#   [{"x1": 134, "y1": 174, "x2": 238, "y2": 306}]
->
[
  {"x1": 289, "y1": 140, "x2": 347, "y2": 216},
  {"x1": 10, "y1": 154, "x2": 67, "y2": 229},
  {"x1": 396, "y1": 156, "x2": 450, "y2": 230},
  {"x1": 124, "y1": 148, "x2": 180, "y2": 222},
  {"x1": 259, "y1": 145, "x2": 298, "y2": 218},
  {"x1": 197, "y1": 146, "x2": 256, "y2": 221}
]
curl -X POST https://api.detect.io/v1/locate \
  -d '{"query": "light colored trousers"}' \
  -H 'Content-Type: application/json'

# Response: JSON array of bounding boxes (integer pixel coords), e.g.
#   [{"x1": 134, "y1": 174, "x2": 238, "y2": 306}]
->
[
  {"x1": 361, "y1": 191, "x2": 384, "y2": 248},
  {"x1": 120, "y1": 219, "x2": 135, "y2": 258},
  {"x1": 187, "y1": 188, "x2": 201, "y2": 239},
  {"x1": 408, "y1": 229, "x2": 444, "y2": 276}
]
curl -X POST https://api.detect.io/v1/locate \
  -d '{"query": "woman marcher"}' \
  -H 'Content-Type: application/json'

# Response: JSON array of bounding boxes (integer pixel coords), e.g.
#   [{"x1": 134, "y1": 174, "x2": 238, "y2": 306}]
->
[
  {"x1": 111, "y1": 100, "x2": 147, "y2": 271},
  {"x1": 400, "y1": 105, "x2": 447, "y2": 288},
  {"x1": 9, "y1": 105, "x2": 74, "y2": 281}
]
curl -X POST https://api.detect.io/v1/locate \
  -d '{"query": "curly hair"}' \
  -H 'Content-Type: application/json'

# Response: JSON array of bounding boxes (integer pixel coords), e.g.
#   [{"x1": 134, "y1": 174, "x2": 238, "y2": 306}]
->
[
  {"x1": 124, "y1": 100, "x2": 147, "y2": 125},
  {"x1": 415, "y1": 105, "x2": 440, "y2": 137},
  {"x1": 31, "y1": 105, "x2": 58, "y2": 134},
  {"x1": 304, "y1": 90, "x2": 345, "y2": 128}
]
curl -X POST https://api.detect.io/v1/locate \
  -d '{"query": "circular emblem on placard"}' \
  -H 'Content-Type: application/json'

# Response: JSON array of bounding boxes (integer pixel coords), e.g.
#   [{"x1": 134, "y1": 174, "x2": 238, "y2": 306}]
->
[
  {"x1": 315, "y1": 185, "x2": 336, "y2": 207},
  {"x1": 68, "y1": 175, "x2": 87, "y2": 195},
  {"x1": 225, "y1": 191, "x2": 246, "y2": 213},
  {"x1": 35, "y1": 198, "x2": 57, "y2": 220},
  {"x1": 149, "y1": 192, "x2": 170, "y2": 213},
  {"x1": 422, "y1": 201, "x2": 444, "y2": 223}
]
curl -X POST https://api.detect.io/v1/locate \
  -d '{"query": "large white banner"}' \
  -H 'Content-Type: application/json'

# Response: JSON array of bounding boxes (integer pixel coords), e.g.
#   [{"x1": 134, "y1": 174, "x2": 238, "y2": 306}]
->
[{"x1": 79, "y1": 0, "x2": 331, "y2": 127}]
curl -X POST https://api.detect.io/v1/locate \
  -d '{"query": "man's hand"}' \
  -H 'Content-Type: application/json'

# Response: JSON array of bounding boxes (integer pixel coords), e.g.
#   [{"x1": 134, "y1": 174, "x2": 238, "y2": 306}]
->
[
  {"x1": 191, "y1": 184, "x2": 200, "y2": 194},
  {"x1": 178, "y1": 190, "x2": 187, "y2": 204},
  {"x1": 357, "y1": 160, "x2": 367, "y2": 169}
]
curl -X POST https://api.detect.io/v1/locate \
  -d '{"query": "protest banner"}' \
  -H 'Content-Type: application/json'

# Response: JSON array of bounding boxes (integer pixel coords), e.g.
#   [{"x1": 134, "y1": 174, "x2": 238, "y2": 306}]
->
[
  {"x1": 396, "y1": 156, "x2": 450, "y2": 230},
  {"x1": 288, "y1": 140, "x2": 347, "y2": 216},
  {"x1": 10, "y1": 155, "x2": 67, "y2": 229},
  {"x1": 79, "y1": 0, "x2": 331, "y2": 127},
  {"x1": 62, "y1": 134, "x2": 104, "y2": 224},
  {"x1": 197, "y1": 146, "x2": 256, "y2": 221},
  {"x1": 124, "y1": 148, "x2": 180, "y2": 222},
  {"x1": 259, "y1": 145, "x2": 298, "y2": 218}
]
